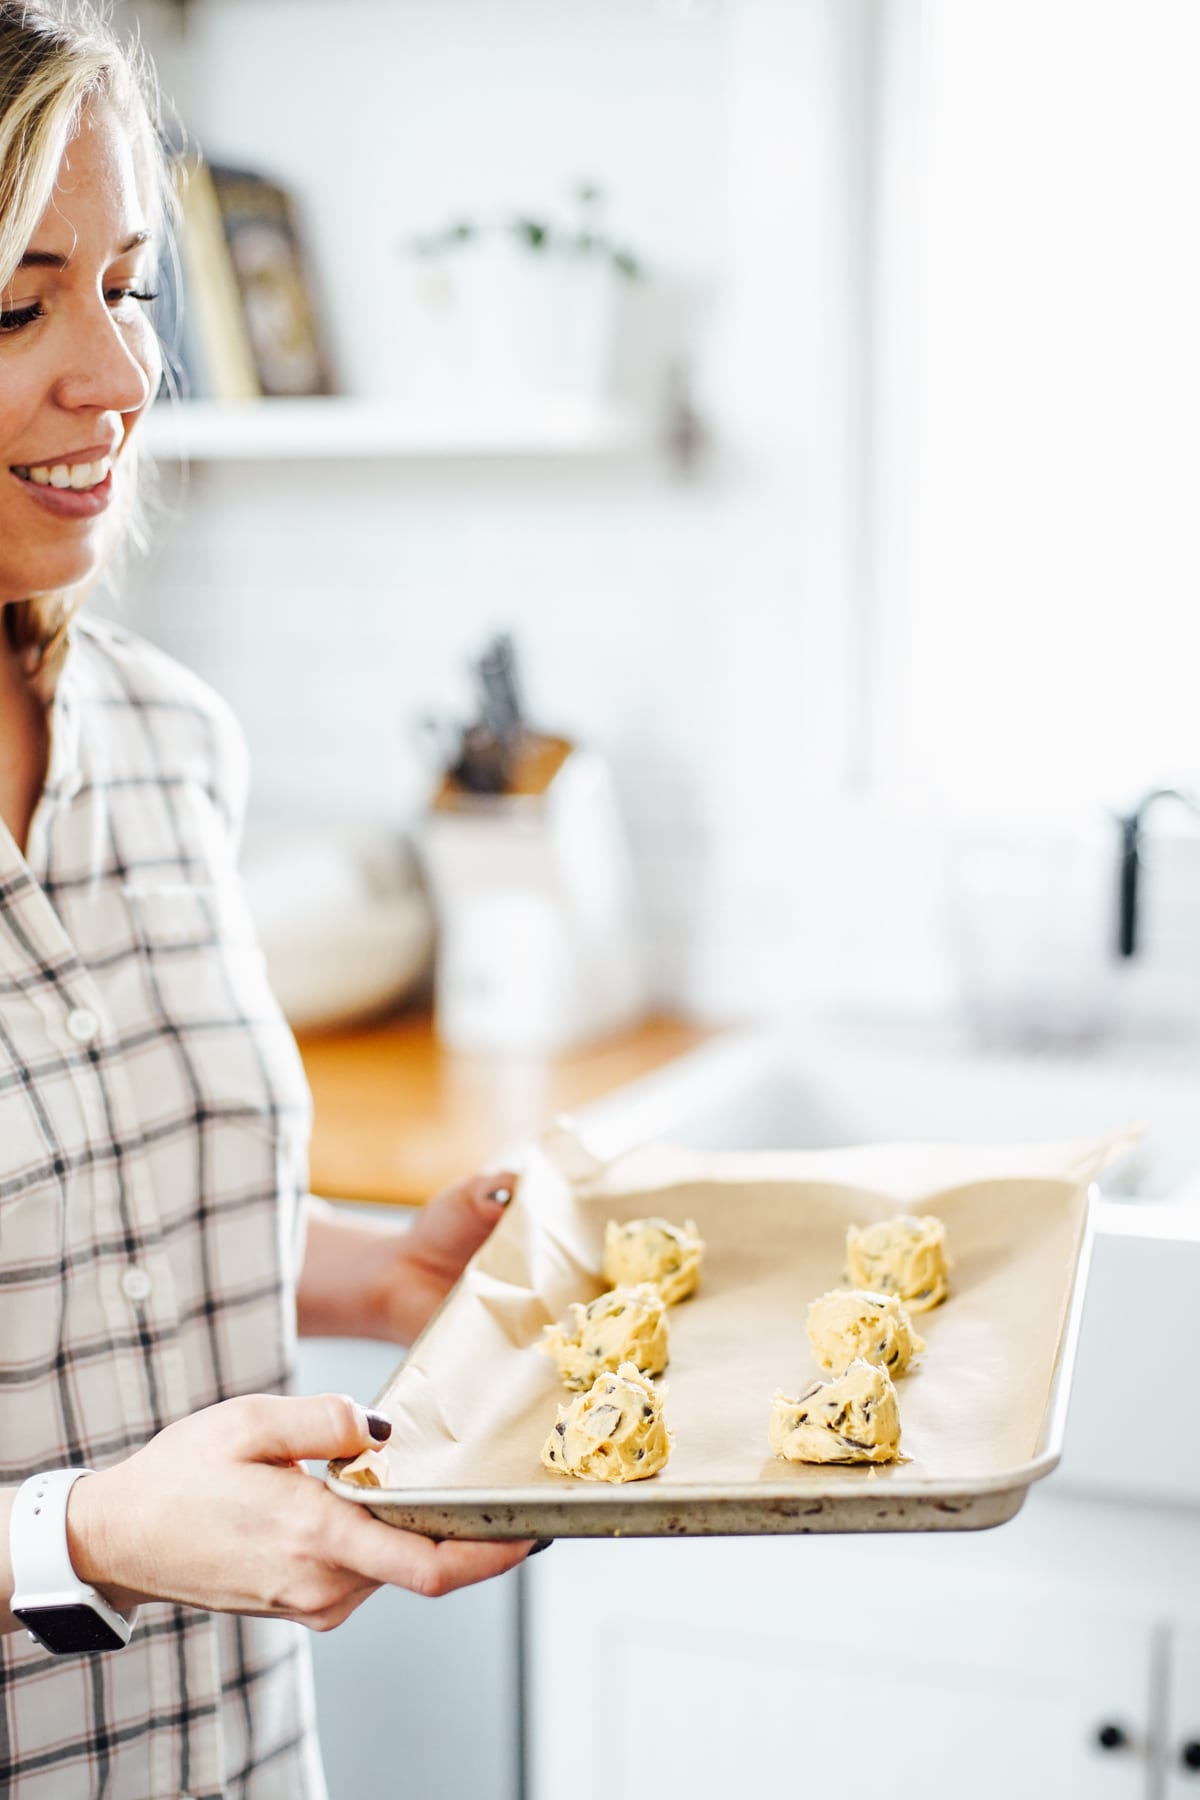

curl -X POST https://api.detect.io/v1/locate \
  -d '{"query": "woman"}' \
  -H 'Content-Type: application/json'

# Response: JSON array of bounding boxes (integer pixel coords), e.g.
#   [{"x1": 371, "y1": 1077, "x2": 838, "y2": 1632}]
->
[{"x1": 0, "y1": 5, "x2": 533, "y2": 1794}]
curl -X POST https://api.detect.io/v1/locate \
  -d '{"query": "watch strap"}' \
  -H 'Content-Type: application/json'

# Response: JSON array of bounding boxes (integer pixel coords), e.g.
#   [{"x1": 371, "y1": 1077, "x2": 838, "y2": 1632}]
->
[{"x1": 10, "y1": 1469, "x2": 136, "y2": 1650}]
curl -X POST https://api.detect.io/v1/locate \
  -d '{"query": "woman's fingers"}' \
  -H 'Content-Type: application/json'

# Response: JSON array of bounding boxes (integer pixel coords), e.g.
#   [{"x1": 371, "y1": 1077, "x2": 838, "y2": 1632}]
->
[
  {"x1": 68, "y1": 1393, "x2": 531, "y2": 1628},
  {"x1": 475, "y1": 1169, "x2": 520, "y2": 1210},
  {"x1": 325, "y1": 1500, "x2": 533, "y2": 1599},
  {"x1": 430, "y1": 1169, "x2": 518, "y2": 1211},
  {"x1": 219, "y1": 1396, "x2": 533, "y2": 1601},
  {"x1": 404, "y1": 1169, "x2": 520, "y2": 1278},
  {"x1": 221, "y1": 1392, "x2": 389, "y2": 1466}
]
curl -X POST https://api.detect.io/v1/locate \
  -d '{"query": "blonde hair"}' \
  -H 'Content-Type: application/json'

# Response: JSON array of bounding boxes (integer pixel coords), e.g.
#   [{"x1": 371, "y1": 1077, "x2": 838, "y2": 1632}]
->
[{"x1": 0, "y1": 0, "x2": 169, "y2": 682}]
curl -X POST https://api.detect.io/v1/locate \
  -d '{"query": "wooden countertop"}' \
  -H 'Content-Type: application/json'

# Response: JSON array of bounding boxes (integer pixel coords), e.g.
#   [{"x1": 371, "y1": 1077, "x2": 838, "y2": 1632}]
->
[{"x1": 294, "y1": 1010, "x2": 713, "y2": 1206}]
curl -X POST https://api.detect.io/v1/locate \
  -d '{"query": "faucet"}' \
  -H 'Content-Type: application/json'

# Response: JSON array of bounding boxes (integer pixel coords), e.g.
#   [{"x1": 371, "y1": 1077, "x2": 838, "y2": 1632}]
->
[{"x1": 1116, "y1": 787, "x2": 1200, "y2": 956}]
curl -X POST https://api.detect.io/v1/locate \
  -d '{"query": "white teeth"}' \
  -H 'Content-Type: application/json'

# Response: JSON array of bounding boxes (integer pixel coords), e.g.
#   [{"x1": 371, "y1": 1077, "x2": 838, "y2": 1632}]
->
[{"x1": 19, "y1": 457, "x2": 112, "y2": 491}]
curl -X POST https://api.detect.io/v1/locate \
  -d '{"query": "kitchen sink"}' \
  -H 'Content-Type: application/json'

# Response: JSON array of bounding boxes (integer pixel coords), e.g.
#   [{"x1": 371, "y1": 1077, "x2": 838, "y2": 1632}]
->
[{"x1": 569, "y1": 1026, "x2": 1200, "y2": 1203}]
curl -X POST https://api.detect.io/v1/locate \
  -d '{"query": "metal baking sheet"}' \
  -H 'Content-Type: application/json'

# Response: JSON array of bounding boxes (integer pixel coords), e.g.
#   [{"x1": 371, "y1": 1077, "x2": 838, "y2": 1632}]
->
[{"x1": 326, "y1": 1131, "x2": 1126, "y2": 1537}]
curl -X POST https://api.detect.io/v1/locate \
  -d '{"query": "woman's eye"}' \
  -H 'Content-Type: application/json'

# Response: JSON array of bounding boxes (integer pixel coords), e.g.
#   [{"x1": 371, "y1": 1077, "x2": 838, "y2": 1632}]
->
[
  {"x1": 0, "y1": 302, "x2": 45, "y2": 334},
  {"x1": 0, "y1": 288, "x2": 159, "y2": 331},
  {"x1": 107, "y1": 286, "x2": 160, "y2": 309}
]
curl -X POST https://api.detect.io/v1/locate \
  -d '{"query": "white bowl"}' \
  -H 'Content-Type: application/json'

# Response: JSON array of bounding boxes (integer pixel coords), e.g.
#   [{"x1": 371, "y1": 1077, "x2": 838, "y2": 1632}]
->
[{"x1": 241, "y1": 824, "x2": 434, "y2": 1030}]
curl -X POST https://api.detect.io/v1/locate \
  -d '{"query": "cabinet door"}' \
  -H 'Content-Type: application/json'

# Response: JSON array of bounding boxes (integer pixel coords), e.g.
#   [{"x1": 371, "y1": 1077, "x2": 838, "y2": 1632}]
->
[
  {"x1": 1164, "y1": 1621, "x2": 1200, "y2": 1799},
  {"x1": 295, "y1": 1333, "x2": 521, "y2": 1800},
  {"x1": 526, "y1": 1538, "x2": 1156, "y2": 1800}
]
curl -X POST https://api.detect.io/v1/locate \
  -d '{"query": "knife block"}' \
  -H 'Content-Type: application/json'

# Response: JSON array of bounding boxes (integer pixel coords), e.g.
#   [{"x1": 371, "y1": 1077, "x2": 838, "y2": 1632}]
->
[{"x1": 419, "y1": 743, "x2": 649, "y2": 1054}]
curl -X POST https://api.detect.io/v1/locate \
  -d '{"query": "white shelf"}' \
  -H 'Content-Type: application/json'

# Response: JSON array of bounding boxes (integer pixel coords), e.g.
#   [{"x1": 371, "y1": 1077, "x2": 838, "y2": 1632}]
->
[{"x1": 139, "y1": 396, "x2": 653, "y2": 462}]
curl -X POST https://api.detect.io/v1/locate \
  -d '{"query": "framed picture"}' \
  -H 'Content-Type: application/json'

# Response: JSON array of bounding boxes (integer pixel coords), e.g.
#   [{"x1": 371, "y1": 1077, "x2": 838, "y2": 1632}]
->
[{"x1": 209, "y1": 164, "x2": 334, "y2": 397}]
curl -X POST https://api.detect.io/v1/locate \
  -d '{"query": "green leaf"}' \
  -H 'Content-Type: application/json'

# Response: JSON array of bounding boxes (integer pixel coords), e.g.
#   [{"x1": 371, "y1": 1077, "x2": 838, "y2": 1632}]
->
[{"x1": 512, "y1": 216, "x2": 552, "y2": 250}]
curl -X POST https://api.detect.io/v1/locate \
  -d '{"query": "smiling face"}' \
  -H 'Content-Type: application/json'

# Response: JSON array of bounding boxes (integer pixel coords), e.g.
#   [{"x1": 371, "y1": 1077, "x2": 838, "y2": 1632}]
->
[{"x1": 0, "y1": 96, "x2": 160, "y2": 608}]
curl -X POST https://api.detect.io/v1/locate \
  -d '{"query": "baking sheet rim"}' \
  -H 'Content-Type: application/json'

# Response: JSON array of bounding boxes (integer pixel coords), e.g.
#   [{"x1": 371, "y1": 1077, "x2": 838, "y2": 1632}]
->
[{"x1": 324, "y1": 1181, "x2": 1096, "y2": 1534}]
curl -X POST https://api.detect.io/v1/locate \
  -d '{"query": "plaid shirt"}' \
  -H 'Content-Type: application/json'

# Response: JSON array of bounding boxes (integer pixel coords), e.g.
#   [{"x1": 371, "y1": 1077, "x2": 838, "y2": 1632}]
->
[{"x1": 0, "y1": 617, "x2": 325, "y2": 1798}]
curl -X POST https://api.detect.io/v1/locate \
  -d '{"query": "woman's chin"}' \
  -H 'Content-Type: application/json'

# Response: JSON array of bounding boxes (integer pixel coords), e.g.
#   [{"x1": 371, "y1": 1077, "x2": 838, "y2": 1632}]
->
[{"x1": 5, "y1": 544, "x2": 105, "y2": 604}]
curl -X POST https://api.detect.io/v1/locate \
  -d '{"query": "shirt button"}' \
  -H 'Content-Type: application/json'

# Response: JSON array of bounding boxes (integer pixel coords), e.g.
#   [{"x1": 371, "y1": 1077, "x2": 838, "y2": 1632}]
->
[
  {"x1": 121, "y1": 1266, "x2": 152, "y2": 1303},
  {"x1": 66, "y1": 1007, "x2": 100, "y2": 1044}
]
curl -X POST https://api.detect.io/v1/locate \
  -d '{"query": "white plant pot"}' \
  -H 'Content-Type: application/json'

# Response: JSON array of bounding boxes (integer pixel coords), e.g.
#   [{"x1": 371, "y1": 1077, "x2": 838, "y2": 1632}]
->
[{"x1": 414, "y1": 238, "x2": 618, "y2": 407}]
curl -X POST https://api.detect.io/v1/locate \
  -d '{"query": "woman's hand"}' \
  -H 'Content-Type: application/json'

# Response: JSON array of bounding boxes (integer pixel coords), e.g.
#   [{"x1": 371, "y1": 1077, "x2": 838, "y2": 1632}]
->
[
  {"x1": 298, "y1": 1172, "x2": 517, "y2": 1346},
  {"x1": 379, "y1": 1170, "x2": 515, "y2": 1343},
  {"x1": 66, "y1": 1392, "x2": 532, "y2": 1630}
]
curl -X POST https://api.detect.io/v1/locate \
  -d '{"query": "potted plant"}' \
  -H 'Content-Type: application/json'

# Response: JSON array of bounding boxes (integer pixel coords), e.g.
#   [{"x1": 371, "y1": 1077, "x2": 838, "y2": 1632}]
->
[{"x1": 407, "y1": 182, "x2": 644, "y2": 406}]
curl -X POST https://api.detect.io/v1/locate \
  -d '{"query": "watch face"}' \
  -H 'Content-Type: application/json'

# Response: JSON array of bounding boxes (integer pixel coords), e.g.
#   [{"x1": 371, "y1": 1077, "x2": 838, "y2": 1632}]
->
[{"x1": 12, "y1": 1605, "x2": 127, "y2": 1654}]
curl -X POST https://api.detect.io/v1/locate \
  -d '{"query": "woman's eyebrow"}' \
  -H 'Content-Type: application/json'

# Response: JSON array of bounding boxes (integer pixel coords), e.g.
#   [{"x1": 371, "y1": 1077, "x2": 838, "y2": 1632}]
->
[{"x1": 18, "y1": 230, "x2": 152, "y2": 271}]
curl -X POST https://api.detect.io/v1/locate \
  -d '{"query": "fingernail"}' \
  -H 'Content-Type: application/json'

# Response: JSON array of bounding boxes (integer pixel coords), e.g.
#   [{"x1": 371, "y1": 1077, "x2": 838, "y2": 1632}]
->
[
  {"x1": 366, "y1": 1409, "x2": 392, "y2": 1442},
  {"x1": 527, "y1": 1538, "x2": 554, "y2": 1556},
  {"x1": 488, "y1": 1185, "x2": 513, "y2": 1207}
]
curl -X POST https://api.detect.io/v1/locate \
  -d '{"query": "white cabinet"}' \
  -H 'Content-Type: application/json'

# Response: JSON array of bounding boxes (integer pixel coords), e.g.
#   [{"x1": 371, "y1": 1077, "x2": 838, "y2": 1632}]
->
[
  {"x1": 1165, "y1": 1622, "x2": 1200, "y2": 1798},
  {"x1": 525, "y1": 1494, "x2": 1200, "y2": 1800},
  {"x1": 294, "y1": 1331, "x2": 521, "y2": 1800}
]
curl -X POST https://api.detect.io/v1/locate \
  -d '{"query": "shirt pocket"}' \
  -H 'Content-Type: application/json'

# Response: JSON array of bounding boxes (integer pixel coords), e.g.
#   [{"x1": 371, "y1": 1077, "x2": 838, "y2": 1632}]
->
[
  {"x1": 0, "y1": 974, "x2": 88, "y2": 1270},
  {"x1": 0, "y1": 1081, "x2": 70, "y2": 1271},
  {"x1": 120, "y1": 879, "x2": 312, "y2": 1143}
]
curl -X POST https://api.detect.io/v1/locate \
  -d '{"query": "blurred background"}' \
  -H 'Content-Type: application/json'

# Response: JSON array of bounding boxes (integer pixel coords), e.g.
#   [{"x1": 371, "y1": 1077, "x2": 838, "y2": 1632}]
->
[
  {"x1": 112, "y1": 0, "x2": 1200, "y2": 1054},
  {"x1": 101, "y1": 5, "x2": 1200, "y2": 1797}
]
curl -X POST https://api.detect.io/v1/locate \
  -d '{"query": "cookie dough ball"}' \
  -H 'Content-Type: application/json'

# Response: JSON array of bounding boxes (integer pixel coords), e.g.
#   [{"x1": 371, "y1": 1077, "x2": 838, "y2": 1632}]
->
[
  {"x1": 540, "y1": 1283, "x2": 669, "y2": 1389},
  {"x1": 768, "y1": 1360, "x2": 902, "y2": 1465},
  {"x1": 602, "y1": 1216, "x2": 705, "y2": 1305},
  {"x1": 541, "y1": 1361, "x2": 672, "y2": 1483},
  {"x1": 806, "y1": 1288, "x2": 924, "y2": 1379},
  {"x1": 845, "y1": 1213, "x2": 950, "y2": 1313}
]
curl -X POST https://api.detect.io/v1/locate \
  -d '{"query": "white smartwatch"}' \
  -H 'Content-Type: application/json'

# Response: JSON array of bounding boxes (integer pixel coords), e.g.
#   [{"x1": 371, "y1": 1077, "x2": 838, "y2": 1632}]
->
[{"x1": 10, "y1": 1469, "x2": 137, "y2": 1654}]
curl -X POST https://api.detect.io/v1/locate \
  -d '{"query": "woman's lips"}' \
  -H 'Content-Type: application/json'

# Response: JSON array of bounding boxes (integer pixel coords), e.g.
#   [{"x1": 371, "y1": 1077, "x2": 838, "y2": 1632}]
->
[{"x1": 10, "y1": 466, "x2": 114, "y2": 520}]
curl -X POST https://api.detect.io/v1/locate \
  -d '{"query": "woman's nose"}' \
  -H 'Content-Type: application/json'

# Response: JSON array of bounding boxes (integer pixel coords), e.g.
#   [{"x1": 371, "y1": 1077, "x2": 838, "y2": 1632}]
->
[{"x1": 54, "y1": 300, "x2": 156, "y2": 417}]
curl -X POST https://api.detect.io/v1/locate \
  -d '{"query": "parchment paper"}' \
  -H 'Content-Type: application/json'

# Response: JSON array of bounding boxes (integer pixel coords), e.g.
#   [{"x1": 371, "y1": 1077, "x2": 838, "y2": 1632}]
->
[{"x1": 334, "y1": 1128, "x2": 1132, "y2": 1518}]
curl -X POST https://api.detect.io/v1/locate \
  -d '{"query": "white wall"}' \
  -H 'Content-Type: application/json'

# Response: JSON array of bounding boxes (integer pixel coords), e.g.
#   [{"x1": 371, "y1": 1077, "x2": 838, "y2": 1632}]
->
[
  {"x1": 110, "y1": 0, "x2": 866, "y2": 1018},
  {"x1": 111, "y1": 0, "x2": 1200, "y2": 1041}
]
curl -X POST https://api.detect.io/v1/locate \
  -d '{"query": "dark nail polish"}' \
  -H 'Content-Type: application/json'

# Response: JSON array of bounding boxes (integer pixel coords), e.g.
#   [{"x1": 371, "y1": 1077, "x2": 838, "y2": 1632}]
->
[
  {"x1": 366, "y1": 1409, "x2": 392, "y2": 1442},
  {"x1": 527, "y1": 1538, "x2": 554, "y2": 1556},
  {"x1": 488, "y1": 1185, "x2": 513, "y2": 1207}
]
